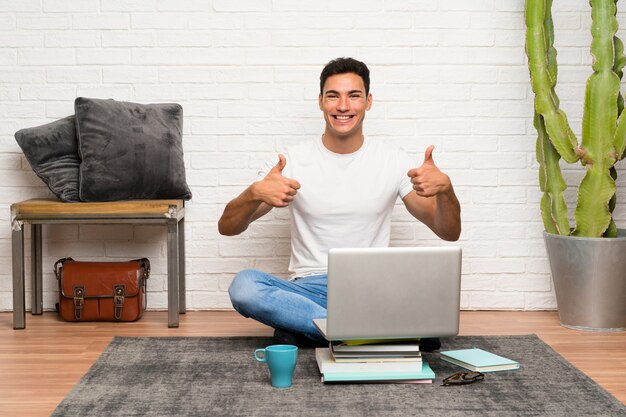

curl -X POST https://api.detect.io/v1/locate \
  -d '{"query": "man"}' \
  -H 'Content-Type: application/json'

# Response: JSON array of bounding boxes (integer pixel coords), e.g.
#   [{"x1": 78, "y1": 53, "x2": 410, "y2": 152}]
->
[{"x1": 218, "y1": 58, "x2": 461, "y2": 347}]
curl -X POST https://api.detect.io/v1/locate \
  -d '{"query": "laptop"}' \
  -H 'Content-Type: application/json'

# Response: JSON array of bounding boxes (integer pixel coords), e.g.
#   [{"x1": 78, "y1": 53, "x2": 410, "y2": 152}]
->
[{"x1": 313, "y1": 246, "x2": 462, "y2": 341}]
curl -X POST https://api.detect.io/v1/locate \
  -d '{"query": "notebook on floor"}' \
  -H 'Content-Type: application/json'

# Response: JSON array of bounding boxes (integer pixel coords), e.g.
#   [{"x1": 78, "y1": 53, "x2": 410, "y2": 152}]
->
[
  {"x1": 312, "y1": 246, "x2": 462, "y2": 341},
  {"x1": 440, "y1": 348, "x2": 520, "y2": 372}
]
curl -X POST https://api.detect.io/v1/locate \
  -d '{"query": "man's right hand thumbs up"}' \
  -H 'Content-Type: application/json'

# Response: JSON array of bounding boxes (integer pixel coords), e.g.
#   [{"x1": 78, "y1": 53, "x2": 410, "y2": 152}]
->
[{"x1": 253, "y1": 154, "x2": 301, "y2": 208}]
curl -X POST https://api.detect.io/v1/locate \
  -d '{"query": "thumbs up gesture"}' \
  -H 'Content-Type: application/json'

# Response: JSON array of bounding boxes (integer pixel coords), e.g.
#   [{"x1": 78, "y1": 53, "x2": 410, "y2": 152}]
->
[
  {"x1": 254, "y1": 154, "x2": 301, "y2": 208},
  {"x1": 407, "y1": 145, "x2": 451, "y2": 197}
]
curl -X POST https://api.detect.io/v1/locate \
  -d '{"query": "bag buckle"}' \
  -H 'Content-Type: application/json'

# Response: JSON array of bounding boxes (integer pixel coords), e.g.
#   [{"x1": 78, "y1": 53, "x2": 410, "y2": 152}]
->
[
  {"x1": 114, "y1": 285, "x2": 125, "y2": 320},
  {"x1": 73, "y1": 286, "x2": 84, "y2": 320}
]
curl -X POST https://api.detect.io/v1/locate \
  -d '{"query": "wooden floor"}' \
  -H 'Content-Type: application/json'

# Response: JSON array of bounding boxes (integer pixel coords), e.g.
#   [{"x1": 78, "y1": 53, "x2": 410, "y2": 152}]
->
[{"x1": 1, "y1": 310, "x2": 625, "y2": 416}]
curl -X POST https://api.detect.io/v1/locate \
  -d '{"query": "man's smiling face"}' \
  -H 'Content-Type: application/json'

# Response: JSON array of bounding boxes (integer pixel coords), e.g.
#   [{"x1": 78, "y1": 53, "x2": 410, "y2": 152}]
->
[{"x1": 319, "y1": 72, "x2": 372, "y2": 139}]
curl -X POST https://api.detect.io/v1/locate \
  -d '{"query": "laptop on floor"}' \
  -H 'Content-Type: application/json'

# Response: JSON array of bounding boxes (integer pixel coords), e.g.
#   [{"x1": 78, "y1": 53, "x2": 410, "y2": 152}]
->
[{"x1": 312, "y1": 246, "x2": 462, "y2": 341}]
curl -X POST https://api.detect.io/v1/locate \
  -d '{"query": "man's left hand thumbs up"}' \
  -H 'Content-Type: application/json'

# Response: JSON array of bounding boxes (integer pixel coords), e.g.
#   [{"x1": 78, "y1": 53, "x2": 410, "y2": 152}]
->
[{"x1": 407, "y1": 145, "x2": 451, "y2": 197}]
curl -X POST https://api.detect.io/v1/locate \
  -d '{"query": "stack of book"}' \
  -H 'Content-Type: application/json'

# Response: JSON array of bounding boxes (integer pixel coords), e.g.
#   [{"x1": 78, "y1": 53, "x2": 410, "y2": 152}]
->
[{"x1": 315, "y1": 340, "x2": 435, "y2": 383}]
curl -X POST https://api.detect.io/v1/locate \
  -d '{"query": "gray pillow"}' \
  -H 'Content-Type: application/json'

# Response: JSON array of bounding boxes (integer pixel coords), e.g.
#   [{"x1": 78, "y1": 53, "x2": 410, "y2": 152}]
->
[
  {"x1": 74, "y1": 97, "x2": 192, "y2": 202},
  {"x1": 14, "y1": 115, "x2": 81, "y2": 202}
]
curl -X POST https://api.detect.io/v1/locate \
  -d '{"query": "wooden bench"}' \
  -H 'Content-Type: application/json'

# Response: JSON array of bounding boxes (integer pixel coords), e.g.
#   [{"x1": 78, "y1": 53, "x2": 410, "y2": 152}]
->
[{"x1": 11, "y1": 199, "x2": 186, "y2": 329}]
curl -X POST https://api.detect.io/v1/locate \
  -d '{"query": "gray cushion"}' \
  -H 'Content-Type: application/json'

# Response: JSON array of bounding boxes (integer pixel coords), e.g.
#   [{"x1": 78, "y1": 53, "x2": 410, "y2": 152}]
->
[
  {"x1": 14, "y1": 115, "x2": 80, "y2": 202},
  {"x1": 74, "y1": 97, "x2": 192, "y2": 202}
]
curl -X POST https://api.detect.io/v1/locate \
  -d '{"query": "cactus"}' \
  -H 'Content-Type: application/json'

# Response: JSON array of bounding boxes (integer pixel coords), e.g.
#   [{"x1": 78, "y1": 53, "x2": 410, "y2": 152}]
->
[{"x1": 525, "y1": 0, "x2": 626, "y2": 237}]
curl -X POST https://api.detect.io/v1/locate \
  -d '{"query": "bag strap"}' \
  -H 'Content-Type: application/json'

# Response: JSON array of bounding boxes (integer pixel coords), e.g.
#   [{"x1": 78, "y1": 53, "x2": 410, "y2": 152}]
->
[
  {"x1": 131, "y1": 258, "x2": 150, "y2": 279},
  {"x1": 55, "y1": 258, "x2": 149, "y2": 278},
  {"x1": 54, "y1": 257, "x2": 74, "y2": 281},
  {"x1": 73, "y1": 286, "x2": 84, "y2": 320},
  {"x1": 113, "y1": 285, "x2": 125, "y2": 320},
  {"x1": 131, "y1": 258, "x2": 150, "y2": 311}
]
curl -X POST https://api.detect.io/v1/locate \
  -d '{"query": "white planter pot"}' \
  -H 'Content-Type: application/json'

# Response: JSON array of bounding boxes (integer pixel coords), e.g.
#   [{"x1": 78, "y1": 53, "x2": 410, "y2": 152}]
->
[{"x1": 543, "y1": 230, "x2": 626, "y2": 332}]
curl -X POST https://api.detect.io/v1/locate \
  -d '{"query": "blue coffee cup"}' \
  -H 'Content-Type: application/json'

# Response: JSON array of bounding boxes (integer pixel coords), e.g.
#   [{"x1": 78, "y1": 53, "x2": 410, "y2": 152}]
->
[{"x1": 254, "y1": 344, "x2": 298, "y2": 388}]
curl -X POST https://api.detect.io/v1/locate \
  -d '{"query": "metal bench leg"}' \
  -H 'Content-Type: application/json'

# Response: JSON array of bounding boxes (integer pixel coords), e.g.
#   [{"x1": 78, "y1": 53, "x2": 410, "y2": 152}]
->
[
  {"x1": 178, "y1": 218, "x2": 186, "y2": 314},
  {"x1": 167, "y1": 220, "x2": 180, "y2": 328},
  {"x1": 12, "y1": 219, "x2": 25, "y2": 329},
  {"x1": 31, "y1": 224, "x2": 43, "y2": 315}
]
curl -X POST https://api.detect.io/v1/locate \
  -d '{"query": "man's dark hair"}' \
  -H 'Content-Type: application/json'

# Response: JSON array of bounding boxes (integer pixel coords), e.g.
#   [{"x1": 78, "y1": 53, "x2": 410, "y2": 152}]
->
[{"x1": 320, "y1": 57, "x2": 370, "y2": 95}]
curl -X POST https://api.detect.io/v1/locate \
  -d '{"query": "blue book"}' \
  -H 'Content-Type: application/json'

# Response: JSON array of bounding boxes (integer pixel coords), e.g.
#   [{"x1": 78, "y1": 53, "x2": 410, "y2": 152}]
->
[
  {"x1": 440, "y1": 348, "x2": 520, "y2": 372},
  {"x1": 321, "y1": 362, "x2": 436, "y2": 383}
]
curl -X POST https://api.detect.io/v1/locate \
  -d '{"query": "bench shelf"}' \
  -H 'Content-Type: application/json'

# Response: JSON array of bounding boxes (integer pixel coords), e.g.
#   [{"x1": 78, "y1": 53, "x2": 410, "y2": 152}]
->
[{"x1": 11, "y1": 199, "x2": 186, "y2": 329}]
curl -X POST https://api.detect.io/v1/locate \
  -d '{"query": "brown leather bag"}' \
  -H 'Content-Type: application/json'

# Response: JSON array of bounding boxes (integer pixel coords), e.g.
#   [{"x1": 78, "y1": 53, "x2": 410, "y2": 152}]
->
[{"x1": 55, "y1": 258, "x2": 150, "y2": 322}]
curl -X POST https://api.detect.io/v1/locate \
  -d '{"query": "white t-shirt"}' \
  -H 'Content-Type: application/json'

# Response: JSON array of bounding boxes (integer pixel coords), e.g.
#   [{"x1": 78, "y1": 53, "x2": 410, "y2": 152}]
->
[{"x1": 259, "y1": 136, "x2": 415, "y2": 278}]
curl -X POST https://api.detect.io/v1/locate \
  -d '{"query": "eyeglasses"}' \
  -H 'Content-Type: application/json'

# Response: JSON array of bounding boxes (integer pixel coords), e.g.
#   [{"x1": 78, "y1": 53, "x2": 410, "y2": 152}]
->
[{"x1": 441, "y1": 371, "x2": 485, "y2": 386}]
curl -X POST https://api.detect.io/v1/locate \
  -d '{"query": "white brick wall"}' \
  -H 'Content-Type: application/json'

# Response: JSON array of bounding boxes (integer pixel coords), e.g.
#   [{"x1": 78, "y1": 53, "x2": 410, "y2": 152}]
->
[{"x1": 1, "y1": 0, "x2": 625, "y2": 312}]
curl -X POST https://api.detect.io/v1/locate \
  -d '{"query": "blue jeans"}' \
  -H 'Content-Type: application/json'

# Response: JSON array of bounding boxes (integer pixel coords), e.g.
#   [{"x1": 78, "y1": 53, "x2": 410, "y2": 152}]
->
[{"x1": 228, "y1": 269, "x2": 327, "y2": 343}]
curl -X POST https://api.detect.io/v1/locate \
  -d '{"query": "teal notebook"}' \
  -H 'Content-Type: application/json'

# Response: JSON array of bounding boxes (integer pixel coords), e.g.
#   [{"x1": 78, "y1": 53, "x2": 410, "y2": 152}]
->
[
  {"x1": 440, "y1": 348, "x2": 520, "y2": 373},
  {"x1": 321, "y1": 362, "x2": 436, "y2": 383}
]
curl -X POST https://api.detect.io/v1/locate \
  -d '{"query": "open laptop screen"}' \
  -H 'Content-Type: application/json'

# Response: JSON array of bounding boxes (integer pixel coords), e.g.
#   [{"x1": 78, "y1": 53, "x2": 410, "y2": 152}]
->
[{"x1": 314, "y1": 246, "x2": 462, "y2": 341}]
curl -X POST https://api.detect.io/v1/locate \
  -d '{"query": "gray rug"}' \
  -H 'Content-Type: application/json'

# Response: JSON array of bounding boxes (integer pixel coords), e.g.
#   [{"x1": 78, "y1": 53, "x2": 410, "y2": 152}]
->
[{"x1": 51, "y1": 335, "x2": 626, "y2": 417}]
